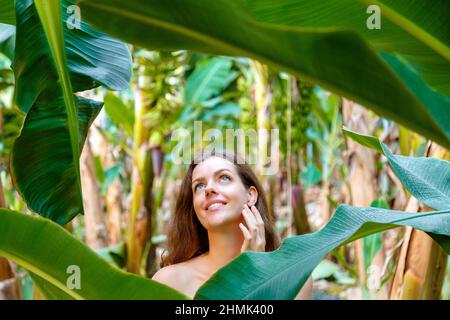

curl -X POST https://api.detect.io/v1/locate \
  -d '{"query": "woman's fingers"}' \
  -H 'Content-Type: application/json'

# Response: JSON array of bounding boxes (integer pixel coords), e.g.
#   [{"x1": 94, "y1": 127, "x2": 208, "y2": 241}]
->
[
  {"x1": 250, "y1": 205, "x2": 264, "y2": 226},
  {"x1": 250, "y1": 205, "x2": 265, "y2": 237},
  {"x1": 241, "y1": 204, "x2": 266, "y2": 252},
  {"x1": 242, "y1": 205, "x2": 257, "y2": 234},
  {"x1": 249, "y1": 205, "x2": 266, "y2": 243},
  {"x1": 239, "y1": 223, "x2": 251, "y2": 251}
]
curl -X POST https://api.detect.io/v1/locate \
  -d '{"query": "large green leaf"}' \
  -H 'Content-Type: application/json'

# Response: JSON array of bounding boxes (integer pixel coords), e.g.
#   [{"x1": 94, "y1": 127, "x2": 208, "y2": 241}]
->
[
  {"x1": 11, "y1": 0, "x2": 131, "y2": 224},
  {"x1": 0, "y1": 209, "x2": 188, "y2": 299},
  {"x1": 77, "y1": 0, "x2": 450, "y2": 149},
  {"x1": 196, "y1": 205, "x2": 450, "y2": 299},
  {"x1": 379, "y1": 53, "x2": 450, "y2": 141},
  {"x1": 343, "y1": 127, "x2": 450, "y2": 211},
  {"x1": 0, "y1": 0, "x2": 15, "y2": 25},
  {"x1": 14, "y1": 0, "x2": 131, "y2": 113},
  {"x1": 11, "y1": 92, "x2": 102, "y2": 224},
  {"x1": 240, "y1": 0, "x2": 450, "y2": 95}
]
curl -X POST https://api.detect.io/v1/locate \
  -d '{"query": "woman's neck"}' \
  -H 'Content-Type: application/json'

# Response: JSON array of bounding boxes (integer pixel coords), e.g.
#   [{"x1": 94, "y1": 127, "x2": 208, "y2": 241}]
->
[{"x1": 203, "y1": 224, "x2": 244, "y2": 274}]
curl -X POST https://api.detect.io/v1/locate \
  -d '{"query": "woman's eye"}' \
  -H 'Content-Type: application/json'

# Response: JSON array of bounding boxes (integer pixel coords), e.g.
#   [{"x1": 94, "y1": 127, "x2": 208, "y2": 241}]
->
[
  {"x1": 194, "y1": 183, "x2": 204, "y2": 191},
  {"x1": 219, "y1": 174, "x2": 231, "y2": 182}
]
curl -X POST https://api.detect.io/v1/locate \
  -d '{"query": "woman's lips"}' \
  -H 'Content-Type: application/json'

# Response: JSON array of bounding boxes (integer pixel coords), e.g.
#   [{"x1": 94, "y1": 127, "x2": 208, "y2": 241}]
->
[{"x1": 206, "y1": 202, "x2": 227, "y2": 211}]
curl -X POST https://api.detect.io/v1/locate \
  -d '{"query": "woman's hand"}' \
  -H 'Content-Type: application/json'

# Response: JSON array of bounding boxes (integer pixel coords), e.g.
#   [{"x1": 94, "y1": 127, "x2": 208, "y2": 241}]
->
[{"x1": 239, "y1": 204, "x2": 266, "y2": 252}]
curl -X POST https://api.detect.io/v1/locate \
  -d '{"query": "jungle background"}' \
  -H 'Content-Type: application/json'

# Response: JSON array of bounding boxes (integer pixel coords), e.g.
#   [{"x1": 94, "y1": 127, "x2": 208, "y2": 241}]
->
[{"x1": 0, "y1": 0, "x2": 449, "y2": 301}]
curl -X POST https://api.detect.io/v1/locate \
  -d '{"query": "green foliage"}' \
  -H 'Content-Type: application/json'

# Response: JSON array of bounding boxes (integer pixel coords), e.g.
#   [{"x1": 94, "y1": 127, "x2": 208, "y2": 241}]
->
[
  {"x1": 239, "y1": 0, "x2": 450, "y2": 95},
  {"x1": 363, "y1": 198, "x2": 389, "y2": 271},
  {"x1": 0, "y1": 23, "x2": 14, "y2": 60},
  {"x1": 10, "y1": 0, "x2": 131, "y2": 224},
  {"x1": 312, "y1": 260, "x2": 355, "y2": 285},
  {"x1": 104, "y1": 93, "x2": 135, "y2": 136},
  {"x1": 184, "y1": 57, "x2": 237, "y2": 104},
  {"x1": 0, "y1": 107, "x2": 23, "y2": 156},
  {"x1": 96, "y1": 242, "x2": 127, "y2": 269},
  {"x1": 300, "y1": 163, "x2": 321, "y2": 189},
  {"x1": 1, "y1": 0, "x2": 449, "y2": 301},
  {"x1": 343, "y1": 128, "x2": 450, "y2": 211},
  {"x1": 312, "y1": 260, "x2": 340, "y2": 280},
  {"x1": 0, "y1": 0, "x2": 15, "y2": 25},
  {"x1": 0, "y1": 209, "x2": 189, "y2": 300}
]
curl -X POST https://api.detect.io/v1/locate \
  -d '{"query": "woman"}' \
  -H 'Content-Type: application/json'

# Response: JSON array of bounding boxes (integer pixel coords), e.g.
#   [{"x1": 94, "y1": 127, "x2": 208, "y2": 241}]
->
[{"x1": 152, "y1": 150, "x2": 313, "y2": 299}]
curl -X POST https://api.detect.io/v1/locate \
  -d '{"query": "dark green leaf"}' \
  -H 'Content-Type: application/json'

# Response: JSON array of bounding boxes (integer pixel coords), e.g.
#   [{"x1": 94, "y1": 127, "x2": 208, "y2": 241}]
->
[
  {"x1": 11, "y1": 91, "x2": 102, "y2": 224},
  {"x1": 0, "y1": 0, "x2": 15, "y2": 25}
]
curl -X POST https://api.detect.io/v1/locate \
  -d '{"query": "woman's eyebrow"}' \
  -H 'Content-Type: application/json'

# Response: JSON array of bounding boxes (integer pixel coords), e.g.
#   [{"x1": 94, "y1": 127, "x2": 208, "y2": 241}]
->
[{"x1": 192, "y1": 168, "x2": 232, "y2": 185}]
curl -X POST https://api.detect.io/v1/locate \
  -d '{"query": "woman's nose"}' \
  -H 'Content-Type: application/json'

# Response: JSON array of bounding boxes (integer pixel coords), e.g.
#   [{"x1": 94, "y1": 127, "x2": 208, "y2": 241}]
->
[{"x1": 205, "y1": 184, "x2": 217, "y2": 196}]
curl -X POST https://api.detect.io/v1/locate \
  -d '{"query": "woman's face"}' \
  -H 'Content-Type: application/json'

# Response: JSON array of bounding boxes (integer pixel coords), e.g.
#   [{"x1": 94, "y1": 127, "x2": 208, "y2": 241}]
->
[{"x1": 191, "y1": 156, "x2": 257, "y2": 230}]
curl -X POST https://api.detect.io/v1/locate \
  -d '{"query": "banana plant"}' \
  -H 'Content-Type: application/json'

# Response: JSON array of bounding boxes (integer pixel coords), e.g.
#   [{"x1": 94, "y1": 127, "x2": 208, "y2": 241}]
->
[
  {"x1": 177, "y1": 55, "x2": 241, "y2": 133},
  {"x1": 77, "y1": 0, "x2": 450, "y2": 150},
  {"x1": 7, "y1": 0, "x2": 131, "y2": 224}
]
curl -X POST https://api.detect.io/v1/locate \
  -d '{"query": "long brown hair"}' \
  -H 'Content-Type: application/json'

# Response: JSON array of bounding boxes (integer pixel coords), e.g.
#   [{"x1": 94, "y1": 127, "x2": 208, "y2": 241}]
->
[{"x1": 161, "y1": 150, "x2": 280, "y2": 267}]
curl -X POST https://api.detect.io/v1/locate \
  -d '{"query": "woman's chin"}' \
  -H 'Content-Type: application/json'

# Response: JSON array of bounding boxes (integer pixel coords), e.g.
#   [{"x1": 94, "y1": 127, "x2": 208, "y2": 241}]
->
[{"x1": 203, "y1": 211, "x2": 240, "y2": 229}]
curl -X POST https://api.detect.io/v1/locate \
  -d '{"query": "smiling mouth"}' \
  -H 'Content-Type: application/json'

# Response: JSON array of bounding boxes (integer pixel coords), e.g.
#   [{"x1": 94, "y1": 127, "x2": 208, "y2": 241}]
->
[{"x1": 206, "y1": 202, "x2": 227, "y2": 211}]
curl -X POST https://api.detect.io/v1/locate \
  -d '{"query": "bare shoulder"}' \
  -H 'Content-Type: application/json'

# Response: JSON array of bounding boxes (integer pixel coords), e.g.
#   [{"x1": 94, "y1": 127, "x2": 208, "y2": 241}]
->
[
  {"x1": 152, "y1": 264, "x2": 188, "y2": 287},
  {"x1": 151, "y1": 257, "x2": 209, "y2": 298},
  {"x1": 152, "y1": 260, "x2": 200, "y2": 288}
]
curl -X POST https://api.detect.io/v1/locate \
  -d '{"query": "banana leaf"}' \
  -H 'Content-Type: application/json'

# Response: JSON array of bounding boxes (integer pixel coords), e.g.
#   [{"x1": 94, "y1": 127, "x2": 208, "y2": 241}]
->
[
  {"x1": 0, "y1": 209, "x2": 189, "y2": 300},
  {"x1": 343, "y1": 127, "x2": 450, "y2": 211},
  {"x1": 11, "y1": 0, "x2": 131, "y2": 224},
  {"x1": 240, "y1": 0, "x2": 450, "y2": 95}
]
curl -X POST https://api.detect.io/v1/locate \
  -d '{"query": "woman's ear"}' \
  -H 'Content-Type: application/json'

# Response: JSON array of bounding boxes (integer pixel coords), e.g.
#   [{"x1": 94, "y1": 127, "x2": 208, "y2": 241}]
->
[{"x1": 247, "y1": 186, "x2": 258, "y2": 206}]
